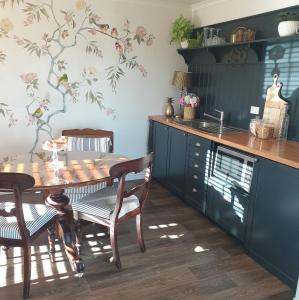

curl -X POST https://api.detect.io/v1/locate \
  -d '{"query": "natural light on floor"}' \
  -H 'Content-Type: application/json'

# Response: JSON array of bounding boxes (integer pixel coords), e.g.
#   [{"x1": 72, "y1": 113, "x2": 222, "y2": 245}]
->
[{"x1": 0, "y1": 231, "x2": 110, "y2": 288}]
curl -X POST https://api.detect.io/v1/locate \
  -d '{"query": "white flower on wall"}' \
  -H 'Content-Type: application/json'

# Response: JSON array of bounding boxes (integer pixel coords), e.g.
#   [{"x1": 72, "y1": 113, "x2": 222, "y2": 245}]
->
[{"x1": 0, "y1": 0, "x2": 155, "y2": 157}]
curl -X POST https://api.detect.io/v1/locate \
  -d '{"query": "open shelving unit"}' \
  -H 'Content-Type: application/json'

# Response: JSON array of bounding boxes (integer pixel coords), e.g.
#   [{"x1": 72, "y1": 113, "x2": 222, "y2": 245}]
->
[{"x1": 178, "y1": 34, "x2": 299, "y2": 63}]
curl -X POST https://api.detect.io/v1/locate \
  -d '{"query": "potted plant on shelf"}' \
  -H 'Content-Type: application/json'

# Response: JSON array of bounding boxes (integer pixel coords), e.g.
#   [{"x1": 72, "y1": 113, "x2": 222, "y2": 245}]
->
[
  {"x1": 188, "y1": 31, "x2": 204, "y2": 48},
  {"x1": 277, "y1": 12, "x2": 299, "y2": 37},
  {"x1": 170, "y1": 16, "x2": 194, "y2": 48},
  {"x1": 179, "y1": 93, "x2": 200, "y2": 120}
]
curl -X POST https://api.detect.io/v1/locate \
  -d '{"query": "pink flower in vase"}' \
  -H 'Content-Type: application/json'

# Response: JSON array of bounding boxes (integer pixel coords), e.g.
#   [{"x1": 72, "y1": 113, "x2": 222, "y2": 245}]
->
[
  {"x1": 179, "y1": 96, "x2": 185, "y2": 106},
  {"x1": 180, "y1": 93, "x2": 199, "y2": 107}
]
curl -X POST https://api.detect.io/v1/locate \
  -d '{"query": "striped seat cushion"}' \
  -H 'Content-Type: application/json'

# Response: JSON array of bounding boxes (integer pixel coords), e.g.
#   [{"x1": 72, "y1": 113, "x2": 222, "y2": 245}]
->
[
  {"x1": 0, "y1": 202, "x2": 57, "y2": 240},
  {"x1": 72, "y1": 186, "x2": 140, "y2": 220},
  {"x1": 65, "y1": 182, "x2": 107, "y2": 204}
]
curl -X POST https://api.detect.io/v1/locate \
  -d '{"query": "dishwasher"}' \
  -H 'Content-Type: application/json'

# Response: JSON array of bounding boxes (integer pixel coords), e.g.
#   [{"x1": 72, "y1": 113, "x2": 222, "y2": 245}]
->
[{"x1": 206, "y1": 145, "x2": 258, "y2": 242}]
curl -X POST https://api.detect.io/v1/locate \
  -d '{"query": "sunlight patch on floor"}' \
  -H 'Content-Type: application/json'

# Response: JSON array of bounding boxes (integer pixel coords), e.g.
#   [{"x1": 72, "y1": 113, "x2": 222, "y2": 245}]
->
[
  {"x1": 148, "y1": 223, "x2": 178, "y2": 230},
  {"x1": 160, "y1": 234, "x2": 184, "y2": 239},
  {"x1": 194, "y1": 245, "x2": 209, "y2": 253},
  {"x1": 0, "y1": 231, "x2": 114, "y2": 288}
]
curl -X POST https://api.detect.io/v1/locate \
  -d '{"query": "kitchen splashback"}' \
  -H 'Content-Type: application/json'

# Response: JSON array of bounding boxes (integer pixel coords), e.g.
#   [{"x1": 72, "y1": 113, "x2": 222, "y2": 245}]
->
[{"x1": 181, "y1": 5, "x2": 299, "y2": 141}]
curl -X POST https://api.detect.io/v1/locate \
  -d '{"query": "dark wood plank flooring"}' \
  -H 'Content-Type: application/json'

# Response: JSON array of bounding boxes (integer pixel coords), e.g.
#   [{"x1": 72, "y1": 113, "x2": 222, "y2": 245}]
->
[{"x1": 0, "y1": 181, "x2": 294, "y2": 299}]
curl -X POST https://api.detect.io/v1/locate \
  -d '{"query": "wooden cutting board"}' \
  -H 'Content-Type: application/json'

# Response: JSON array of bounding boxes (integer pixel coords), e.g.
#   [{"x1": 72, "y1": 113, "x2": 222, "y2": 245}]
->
[{"x1": 262, "y1": 74, "x2": 288, "y2": 138}]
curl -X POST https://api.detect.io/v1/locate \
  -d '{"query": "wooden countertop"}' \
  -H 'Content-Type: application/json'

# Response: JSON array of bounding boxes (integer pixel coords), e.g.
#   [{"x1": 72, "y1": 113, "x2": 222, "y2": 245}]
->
[{"x1": 149, "y1": 115, "x2": 299, "y2": 170}]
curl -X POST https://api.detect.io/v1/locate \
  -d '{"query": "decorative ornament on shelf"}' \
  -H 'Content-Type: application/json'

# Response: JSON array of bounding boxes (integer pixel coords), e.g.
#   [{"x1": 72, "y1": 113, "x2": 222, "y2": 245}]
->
[
  {"x1": 277, "y1": 12, "x2": 299, "y2": 37},
  {"x1": 165, "y1": 97, "x2": 174, "y2": 118},
  {"x1": 179, "y1": 93, "x2": 200, "y2": 120}
]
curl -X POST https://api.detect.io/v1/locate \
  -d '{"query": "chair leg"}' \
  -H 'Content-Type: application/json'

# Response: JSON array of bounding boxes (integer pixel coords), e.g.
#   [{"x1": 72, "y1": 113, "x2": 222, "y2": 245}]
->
[
  {"x1": 23, "y1": 243, "x2": 31, "y2": 299},
  {"x1": 136, "y1": 214, "x2": 146, "y2": 252},
  {"x1": 2, "y1": 246, "x2": 10, "y2": 259},
  {"x1": 73, "y1": 212, "x2": 82, "y2": 255},
  {"x1": 110, "y1": 225, "x2": 122, "y2": 271}
]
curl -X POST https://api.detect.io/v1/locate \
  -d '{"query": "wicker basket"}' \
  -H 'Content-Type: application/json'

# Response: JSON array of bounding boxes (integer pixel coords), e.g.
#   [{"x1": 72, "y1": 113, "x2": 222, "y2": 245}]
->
[{"x1": 183, "y1": 105, "x2": 195, "y2": 120}]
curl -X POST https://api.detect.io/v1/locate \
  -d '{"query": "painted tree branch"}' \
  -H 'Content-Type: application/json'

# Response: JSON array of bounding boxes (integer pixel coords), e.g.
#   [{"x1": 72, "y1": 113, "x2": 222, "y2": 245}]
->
[{"x1": 1, "y1": 0, "x2": 154, "y2": 156}]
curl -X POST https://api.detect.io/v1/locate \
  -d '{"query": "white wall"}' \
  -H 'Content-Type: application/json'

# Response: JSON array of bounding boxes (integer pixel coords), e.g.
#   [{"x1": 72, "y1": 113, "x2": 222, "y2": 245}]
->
[
  {"x1": 192, "y1": 0, "x2": 299, "y2": 27},
  {"x1": 0, "y1": 0, "x2": 190, "y2": 159}
]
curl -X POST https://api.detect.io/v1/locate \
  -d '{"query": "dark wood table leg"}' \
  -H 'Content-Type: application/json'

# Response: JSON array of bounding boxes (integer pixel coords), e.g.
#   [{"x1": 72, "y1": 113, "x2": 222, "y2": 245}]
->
[
  {"x1": 46, "y1": 189, "x2": 85, "y2": 274},
  {"x1": 47, "y1": 223, "x2": 56, "y2": 263}
]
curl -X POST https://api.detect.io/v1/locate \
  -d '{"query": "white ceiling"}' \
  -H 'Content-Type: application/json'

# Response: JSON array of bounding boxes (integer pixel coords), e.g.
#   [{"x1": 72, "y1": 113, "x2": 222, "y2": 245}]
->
[
  {"x1": 159, "y1": 0, "x2": 202, "y2": 3},
  {"x1": 114, "y1": 0, "x2": 203, "y2": 7}
]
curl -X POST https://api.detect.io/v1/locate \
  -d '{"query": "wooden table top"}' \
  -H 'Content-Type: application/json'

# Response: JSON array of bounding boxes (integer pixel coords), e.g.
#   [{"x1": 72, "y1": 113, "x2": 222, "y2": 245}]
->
[
  {"x1": 150, "y1": 115, "x2": 299, "y2": 170},
  {"x1": 0, "y1": 151, "x2": 128, "y2": 190}
]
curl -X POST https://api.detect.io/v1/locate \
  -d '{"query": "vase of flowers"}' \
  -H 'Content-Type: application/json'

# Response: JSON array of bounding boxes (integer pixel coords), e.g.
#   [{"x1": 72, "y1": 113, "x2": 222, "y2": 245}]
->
[{"x1": 179, "y1": 93, "x2": 200, "y2": 120}]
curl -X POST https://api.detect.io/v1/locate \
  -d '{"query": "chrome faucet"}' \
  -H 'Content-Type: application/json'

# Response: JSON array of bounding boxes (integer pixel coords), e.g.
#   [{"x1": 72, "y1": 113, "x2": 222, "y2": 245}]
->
[{"x1": 204, "y1": 109, "x2": 224, "y2": 127}]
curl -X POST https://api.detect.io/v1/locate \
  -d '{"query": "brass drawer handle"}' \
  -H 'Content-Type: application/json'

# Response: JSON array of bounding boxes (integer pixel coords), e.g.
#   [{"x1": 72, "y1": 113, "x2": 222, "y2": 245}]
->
[
  {"x1": 193, "y1": 175, "x2": 198, "y2": 180},
  {"x1": 194, "y1": 164, "x2": 199, "y2": 168},
  {"x1": 192, "y1": 188, "x2": 198, "y2": 193},
  {"x1": 195, "y1": 152, "x2": 200, "y2": 156},
  {"x1": 195, "y1": 142, "x2": 201, "y2": 147}
]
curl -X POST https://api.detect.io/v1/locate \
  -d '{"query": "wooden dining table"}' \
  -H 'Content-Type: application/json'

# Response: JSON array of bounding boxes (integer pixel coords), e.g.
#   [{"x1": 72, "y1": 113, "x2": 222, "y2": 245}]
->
[{"x1": 0, "y1": 151, "x2": 128, "y2": 273}]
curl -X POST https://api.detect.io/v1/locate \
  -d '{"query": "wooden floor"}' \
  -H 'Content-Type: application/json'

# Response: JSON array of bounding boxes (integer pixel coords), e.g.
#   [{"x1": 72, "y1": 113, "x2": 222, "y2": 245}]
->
[{"x1": 0, "y1": 181, "x2": 294, "y2": 300}]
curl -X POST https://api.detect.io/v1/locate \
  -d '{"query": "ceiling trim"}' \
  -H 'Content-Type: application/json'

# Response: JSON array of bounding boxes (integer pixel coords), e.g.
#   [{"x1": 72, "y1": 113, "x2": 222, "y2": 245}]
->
[
  {"x1": 192, "y1": 0, "x2": 228, "y2": 10},
  {"x1": 110, "y1": 0, "x2": 192, "y2": 10}
]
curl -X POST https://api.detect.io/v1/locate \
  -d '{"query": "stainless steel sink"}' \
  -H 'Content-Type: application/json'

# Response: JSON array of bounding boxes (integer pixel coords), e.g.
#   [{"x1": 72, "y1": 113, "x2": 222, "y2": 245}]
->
[{"x1": 174, "y1": 118, "x2": 244, "y2": 135}]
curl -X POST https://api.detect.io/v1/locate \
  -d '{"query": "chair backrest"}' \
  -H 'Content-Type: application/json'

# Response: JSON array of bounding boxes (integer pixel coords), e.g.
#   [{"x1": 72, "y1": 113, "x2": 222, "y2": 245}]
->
[
  {"x1": 0, "y1": 173, "x2": 35, "y2": 241},
  {"x1": 62, "y1": 128, "x2": 113, "y2": 153},
  {"x1": 109, "y1": 153, "x2": 154, "y2": 220}
]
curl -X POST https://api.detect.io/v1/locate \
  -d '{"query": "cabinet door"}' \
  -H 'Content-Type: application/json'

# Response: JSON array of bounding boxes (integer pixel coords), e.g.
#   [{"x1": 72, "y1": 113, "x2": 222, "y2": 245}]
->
[
  {"x1": 167, "y1": 127, "x2": 188, "y2": 198},
  {"x1": 206, "y1": 184, "x2": 250, "y2": 242},
  {"x1": 152, "y1": 122, "x2": 169, "y2": 185},
  {"x1": 247, "y1": 158, "x2": 299, "y2": 289}
]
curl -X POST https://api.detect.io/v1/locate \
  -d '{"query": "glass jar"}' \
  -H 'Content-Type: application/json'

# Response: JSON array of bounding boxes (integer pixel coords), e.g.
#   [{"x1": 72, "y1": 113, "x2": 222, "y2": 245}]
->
[{"x1": 249, "y1": 116, "x2": 261, "y2": 137}]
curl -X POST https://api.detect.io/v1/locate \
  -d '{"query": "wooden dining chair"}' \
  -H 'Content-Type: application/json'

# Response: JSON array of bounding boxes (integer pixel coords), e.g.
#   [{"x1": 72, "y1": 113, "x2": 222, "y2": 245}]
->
[
  {"x1": 62, "y1": 128, "x2": 114, "y2": 203},
  {"x1": 0, "y1": 173, "x2": 58, "y2": 299},
  {"x1": 72, "y1": 153, "x2": 153, "y2": 270}
]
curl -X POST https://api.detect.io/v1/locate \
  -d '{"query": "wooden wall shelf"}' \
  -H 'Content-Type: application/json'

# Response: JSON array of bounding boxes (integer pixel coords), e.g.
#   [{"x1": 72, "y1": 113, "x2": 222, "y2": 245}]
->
[{"x1": 177, "y1": 35, "x2": 299, "y2": 64}]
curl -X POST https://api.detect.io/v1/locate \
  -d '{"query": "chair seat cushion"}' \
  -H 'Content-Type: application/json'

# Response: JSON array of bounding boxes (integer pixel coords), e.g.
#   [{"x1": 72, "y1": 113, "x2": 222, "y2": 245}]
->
[
  {"x1": 65, "y1": 182, "x2": 107, "y2": 203},
  {"x1": 72, "y1": 186, "x2": 140, "y2": 220},
  {"x1": 0, "y1": 202, "x2": 57, "y2": 240}
]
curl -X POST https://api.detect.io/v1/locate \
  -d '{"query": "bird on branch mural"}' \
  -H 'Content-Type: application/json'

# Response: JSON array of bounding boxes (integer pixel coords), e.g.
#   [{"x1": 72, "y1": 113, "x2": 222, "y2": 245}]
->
[{"x1": 0, "y1": 0, "x2": 155, "y2": 157}]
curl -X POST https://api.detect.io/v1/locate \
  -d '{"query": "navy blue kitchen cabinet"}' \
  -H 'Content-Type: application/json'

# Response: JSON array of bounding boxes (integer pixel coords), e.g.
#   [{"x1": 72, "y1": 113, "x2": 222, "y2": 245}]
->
[
  {"x1": 150, "y1": 120, "x2": 299, "y2": 290},
  {"x1": 184, "y1": 134, "x2": 212, "y2": 213},
  {"x1": 152, "y1": 122, "x2": 169, "y2": 185},
  {"x1": 246, "y1": 158, "x2": 299, "y2": 290},
  {"x1": 152, "y1": 121, "x2": 212, "y2": 211},
  {"x1": 167, "y1": 127, "x2": 188, "y2": 198},
  {"x1": 152, "y1": 122, "x2": 187, "y2": 197}
]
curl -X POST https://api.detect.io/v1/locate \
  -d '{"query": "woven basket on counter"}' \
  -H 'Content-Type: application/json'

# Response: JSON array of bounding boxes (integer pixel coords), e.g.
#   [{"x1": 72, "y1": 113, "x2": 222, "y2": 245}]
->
[{"x1": 183, "y1": 105, "x2": 195, "y2": 120}]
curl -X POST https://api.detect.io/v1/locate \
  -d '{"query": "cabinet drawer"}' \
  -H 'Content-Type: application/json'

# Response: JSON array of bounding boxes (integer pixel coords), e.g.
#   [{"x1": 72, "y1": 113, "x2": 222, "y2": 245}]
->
[
  {"x1": 188, "y1": 134, "x2": 211, "y2": 149},
  {"x1": 185, "y1": 178, "x2": 206, "y2": 212},
  {"x1": 188, "y1": 158, "x2": 207, "y2": 172},
  {"x1": 189, "y1": 145, "x2": 209, "y2": 162},
  {"x1": 185, "y1": 168, "x2": 205, "y2": 186},
  {"x1": 185, "y1": 181, "x2": 203, "y2": 197}
]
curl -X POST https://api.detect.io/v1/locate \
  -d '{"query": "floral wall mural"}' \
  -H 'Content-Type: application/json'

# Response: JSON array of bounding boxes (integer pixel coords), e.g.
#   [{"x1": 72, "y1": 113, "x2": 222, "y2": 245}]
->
[{"x1": 0, "y1": 0, "x2": 154, "y2": 156}]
